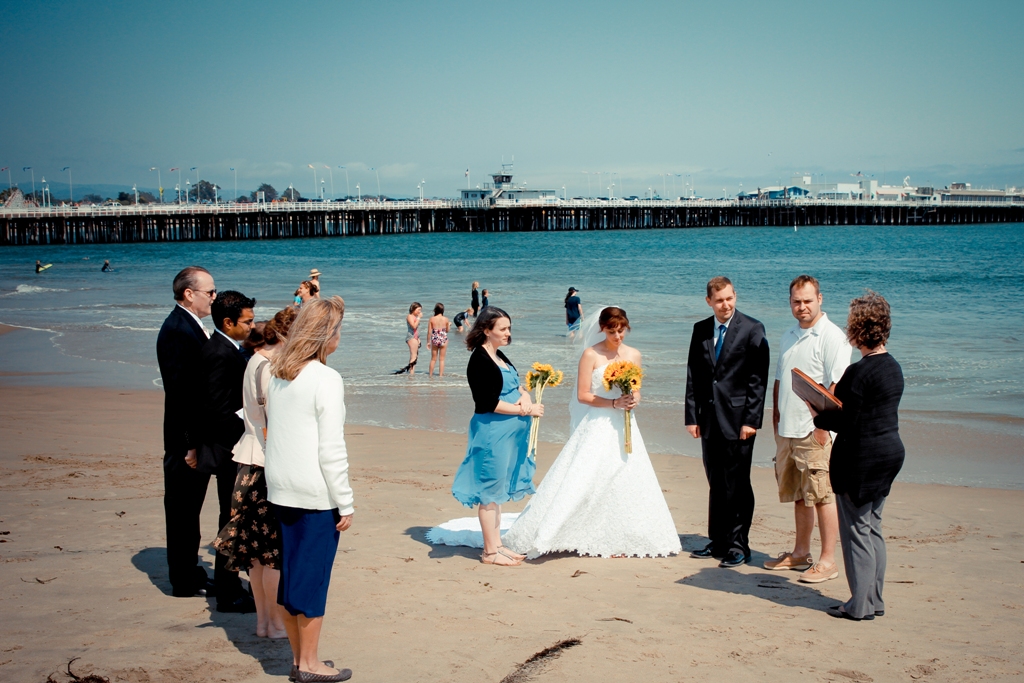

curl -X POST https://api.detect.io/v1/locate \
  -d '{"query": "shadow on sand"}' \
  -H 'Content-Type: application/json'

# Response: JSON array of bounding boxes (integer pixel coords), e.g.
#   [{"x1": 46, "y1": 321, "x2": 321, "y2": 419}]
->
[
  {"x1": 131, "y1": 546, "x2": 293, "y2": 678},
  {"x1": 678, "y1": 565, "x2": 836, "y2": 612},
  {"x1": 404, "y1": 525, "x2": 483, "y2": 561}
]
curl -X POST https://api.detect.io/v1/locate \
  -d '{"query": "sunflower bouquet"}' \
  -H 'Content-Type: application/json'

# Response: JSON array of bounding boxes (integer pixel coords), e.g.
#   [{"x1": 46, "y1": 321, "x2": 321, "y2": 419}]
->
[
  {"x1": 602, "y1": 360, "x2": 644, "y2": 454},
  {"x1": 524, "y1": 362, "x2": 564, "y2": 461}
]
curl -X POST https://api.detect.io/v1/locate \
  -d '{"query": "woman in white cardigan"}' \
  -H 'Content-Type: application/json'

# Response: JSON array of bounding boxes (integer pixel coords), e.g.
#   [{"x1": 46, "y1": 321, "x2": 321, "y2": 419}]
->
[{"x1": 265, "y1": 296, "x2": 354, "y2": 683}]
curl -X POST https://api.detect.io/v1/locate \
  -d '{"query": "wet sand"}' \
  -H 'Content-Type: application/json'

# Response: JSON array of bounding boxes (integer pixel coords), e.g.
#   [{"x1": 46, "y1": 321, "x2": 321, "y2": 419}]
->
[{"x1": 1, "y1": 384, "x2": 1022, "y2": 682}]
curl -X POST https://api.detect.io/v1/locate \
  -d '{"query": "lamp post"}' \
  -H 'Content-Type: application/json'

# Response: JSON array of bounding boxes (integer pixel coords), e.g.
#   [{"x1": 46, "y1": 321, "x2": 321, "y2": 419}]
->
[
  {"x1": 214, "y1": 183, "x2": 218, "y2": 204},
  {"x1": 23, "y1": 167, "x2": 34, "y2": 203},
  {"x1": 370, "y1": 168, "x2": 381, "y2": 200},
  {"x1": 61, "y1": 167, "x2": 72, "y2": 204},
  {"x1": 175, "y1": 184, "x2": 180, "y2": 203},
  {"x1": 321, "y1": 178, "x2": 325, "y2": 200},
  {"x1": 339, "y1": 166, "x2": 350, "y2": 199},
  {"x1": 420, "y1": 179, "x2": 426, "y2": 201},
  {"x1": 288, "y1": 183, "x2": 295, "y2": 202},
  {"x1": 356, "y1": 183, "x2": 360, "y2": 202},
  {"x1": 133, "y1": 184, "x2": 139, "y2": 205},
  {"x1": 150, "y1": 167, "x2": 162, "y2": 202},
  {"x1": 41, "y1": 177, "x2": 49, "y2": 208},
  {"x1": 324, "y1": 165, "x2": 334, "y2": 200},
  {"x1": 185, "y1": 180, "x2": 191, "y2": 204},
  {"x1": 190, "y1": 167, "x2": 198, "y2": 202},
  {"x1": 562, "y1": 185, "x2": 566, "y2": 200},
  {"x1": 230, "y1": 167, "x2": 237, "y2": 203},
  {"x1": 171, "y1": 168, "x2": 181, "y2": 201}
]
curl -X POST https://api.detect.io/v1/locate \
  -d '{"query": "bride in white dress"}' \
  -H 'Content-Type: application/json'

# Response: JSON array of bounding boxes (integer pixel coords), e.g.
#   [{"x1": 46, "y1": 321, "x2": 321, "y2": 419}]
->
[
  {"x1": 499, "y1": 306, "x2": 682, "y2": 559},
  {"x1": 427, "y1": 306, "x2": 681, "y2": 559}
]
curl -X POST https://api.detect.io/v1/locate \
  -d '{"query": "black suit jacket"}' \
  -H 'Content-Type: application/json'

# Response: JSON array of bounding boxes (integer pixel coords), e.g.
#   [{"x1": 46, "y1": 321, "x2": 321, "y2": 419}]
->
[
  {"x1": 684, "y1": 310, "x2": 771, "y2": 441},
  {"x1": 156, "y1": 306, "x2": 208, "y2": 456},
  {"x1": 199, "y1": 331, "x2": 247, "y2": 452}
]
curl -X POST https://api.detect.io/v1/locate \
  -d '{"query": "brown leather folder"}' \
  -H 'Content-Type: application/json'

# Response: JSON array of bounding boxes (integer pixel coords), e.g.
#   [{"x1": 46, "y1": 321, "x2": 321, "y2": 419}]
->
[{"x1": 791, "y1": 367, "x2": 843, "y2": 412}]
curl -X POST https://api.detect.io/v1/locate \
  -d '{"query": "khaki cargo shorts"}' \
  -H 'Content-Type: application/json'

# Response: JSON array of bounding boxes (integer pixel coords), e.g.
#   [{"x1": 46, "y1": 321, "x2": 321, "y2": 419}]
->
[{"x1": 774, "y1": 432, "x2": 834, "y2": 506}]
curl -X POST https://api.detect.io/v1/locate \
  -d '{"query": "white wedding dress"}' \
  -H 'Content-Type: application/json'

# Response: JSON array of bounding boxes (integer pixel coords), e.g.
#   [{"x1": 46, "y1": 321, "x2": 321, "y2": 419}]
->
[
  {"x1": 500, "y1": 362, "x2": 682, "y2": 558},
  {"x1": 427, "y1": 307, "x2": 682, "y2": 559}
]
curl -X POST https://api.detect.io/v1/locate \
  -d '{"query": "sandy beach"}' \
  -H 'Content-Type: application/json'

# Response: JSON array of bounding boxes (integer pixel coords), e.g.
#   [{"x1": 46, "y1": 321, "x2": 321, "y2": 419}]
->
[{"x1": 1, "y1": 376, "x2": 1022, "y2": 683}]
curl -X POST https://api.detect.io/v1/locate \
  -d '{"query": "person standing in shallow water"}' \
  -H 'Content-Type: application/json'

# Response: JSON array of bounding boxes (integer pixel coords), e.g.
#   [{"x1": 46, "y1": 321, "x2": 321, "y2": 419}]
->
[
  {"x1": 427, "y1": 303, "x2": 450, "y2": 377},
  {"x1": 451, "y1": 307, "x2": 543, "y2": 566},
  {"x1": 471, "y1": 282, "x2": 480, "y2": 317},
  {"x1": 564, "y1": 287, "x2": 583, "y2": 338},
  {"x1": 405, "y1": 302, "x2": 422, "y2": 375}
]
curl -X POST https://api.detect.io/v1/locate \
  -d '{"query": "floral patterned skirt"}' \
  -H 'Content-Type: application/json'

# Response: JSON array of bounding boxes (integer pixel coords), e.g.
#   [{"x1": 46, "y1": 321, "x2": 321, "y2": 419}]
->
[{"x1": 213, "y1": 465, "x2": 282, "y2": 571}]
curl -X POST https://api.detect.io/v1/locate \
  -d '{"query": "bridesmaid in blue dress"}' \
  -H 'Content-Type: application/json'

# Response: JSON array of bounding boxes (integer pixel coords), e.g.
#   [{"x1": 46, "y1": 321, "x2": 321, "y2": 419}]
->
[{"x1": 452, "y1": 307, "x2": 544, "y2": 566}]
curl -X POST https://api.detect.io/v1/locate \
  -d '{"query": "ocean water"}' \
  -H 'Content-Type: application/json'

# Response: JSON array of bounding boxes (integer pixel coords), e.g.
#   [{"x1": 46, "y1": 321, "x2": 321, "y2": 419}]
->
[{"x1": 1, "y1": 223, "x2": 1022, "y2": 487}]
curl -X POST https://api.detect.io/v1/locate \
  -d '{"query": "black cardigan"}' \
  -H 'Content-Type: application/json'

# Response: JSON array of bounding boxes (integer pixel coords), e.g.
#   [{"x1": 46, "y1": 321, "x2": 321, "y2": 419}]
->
[
  {"x1": 467, "y1": 347, "x2": 516, "y2": 414},
  {"x1": 814, "y1": 353, "x2": 905, "y2": 506}
]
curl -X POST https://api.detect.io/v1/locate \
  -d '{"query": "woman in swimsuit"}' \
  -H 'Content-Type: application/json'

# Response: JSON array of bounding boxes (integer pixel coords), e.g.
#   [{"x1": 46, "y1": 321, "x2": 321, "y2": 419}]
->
[
  {"x1": 427, "y1": 303, "x2": 451, "y2": 377},
  {"x1": 405, "y1": 302, "x2": 422, "y2": 375}
]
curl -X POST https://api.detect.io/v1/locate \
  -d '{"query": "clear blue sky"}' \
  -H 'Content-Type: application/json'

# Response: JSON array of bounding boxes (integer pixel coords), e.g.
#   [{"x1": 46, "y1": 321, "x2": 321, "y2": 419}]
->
[{"x1": 2, "y1": 0, "x2": 1022, "y2": 198}]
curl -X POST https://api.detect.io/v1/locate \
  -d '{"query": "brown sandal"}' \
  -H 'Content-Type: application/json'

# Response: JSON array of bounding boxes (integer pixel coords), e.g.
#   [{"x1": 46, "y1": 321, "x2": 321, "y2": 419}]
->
[
  {"x1": 481, "y1": 549, "x2": 522, "y2": 566},
  {"x1": 497, "y1": 545, "x2": 526, "y2": 561}
]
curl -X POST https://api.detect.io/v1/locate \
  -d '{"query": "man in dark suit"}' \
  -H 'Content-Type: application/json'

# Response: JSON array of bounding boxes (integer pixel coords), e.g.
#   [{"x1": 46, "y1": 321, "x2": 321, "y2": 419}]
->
[
  {"x1": 685, "y1": 276, "x2": 771, "y2": 567},
  {"x1": 156, "y1": 266, "x2": 216, "y2": 597},
  {"x1": 199, "y1": 290, "x2": 256, "y2": 613}
]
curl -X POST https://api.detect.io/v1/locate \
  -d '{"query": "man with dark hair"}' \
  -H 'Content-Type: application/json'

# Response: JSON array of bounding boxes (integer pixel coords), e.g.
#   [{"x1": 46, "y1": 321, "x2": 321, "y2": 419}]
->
[
  {"x1": 199, "y1": 290, "x2": 256, "y2": 612},
  {"x1": 685, "y1": 277, "x2": 771, "y2": 568},
  {"x1": 156, "y1": 266, "x2": 216, "y2": 598},
  {"x1": 766, "y1": 275, "x2": 851, "y2": 582}
]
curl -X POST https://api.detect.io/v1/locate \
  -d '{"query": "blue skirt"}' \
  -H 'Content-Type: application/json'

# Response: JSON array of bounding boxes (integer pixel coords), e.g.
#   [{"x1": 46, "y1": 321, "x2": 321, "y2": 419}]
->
[
  {"x1": 275, "y1": 505, "x2": 340, "y2": 618},
  {"x1": 452, "y1": 412, "x2": 535, "y2": 507}
]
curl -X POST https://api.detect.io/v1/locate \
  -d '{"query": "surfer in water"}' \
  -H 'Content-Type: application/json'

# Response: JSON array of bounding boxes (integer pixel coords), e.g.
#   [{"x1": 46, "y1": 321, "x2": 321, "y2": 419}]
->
[{"x1": 102, "y1": 260, "x2": 112, "y2": 272}]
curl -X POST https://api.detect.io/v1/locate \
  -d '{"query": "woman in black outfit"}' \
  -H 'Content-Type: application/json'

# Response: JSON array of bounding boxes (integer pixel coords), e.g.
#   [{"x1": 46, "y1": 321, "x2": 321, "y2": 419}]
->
[
  {"x1": 471, "y1": 281, "x2": 480, "y2": 317},
  {"x1": 810, "y1": 291, "x2": 904, "y2": 621}
]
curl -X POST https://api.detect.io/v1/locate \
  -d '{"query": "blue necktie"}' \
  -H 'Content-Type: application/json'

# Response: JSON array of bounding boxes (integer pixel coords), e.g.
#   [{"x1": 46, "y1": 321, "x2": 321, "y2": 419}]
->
[{"x1": 714, "y1": 324, "x2": 726, "y2": 361}]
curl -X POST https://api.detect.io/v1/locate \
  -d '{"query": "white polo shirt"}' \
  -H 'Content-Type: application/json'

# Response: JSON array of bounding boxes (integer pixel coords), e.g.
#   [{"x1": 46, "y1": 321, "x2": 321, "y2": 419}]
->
[{"x1": 775, "y1": 312, "x2": 852, "y2": 438}]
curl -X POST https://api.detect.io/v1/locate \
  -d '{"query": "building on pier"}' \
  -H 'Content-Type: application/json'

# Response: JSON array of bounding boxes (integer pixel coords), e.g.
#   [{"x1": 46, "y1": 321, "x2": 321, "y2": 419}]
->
[{"x1": 461, "y1": 163, "x2": 560, "y2": 205}]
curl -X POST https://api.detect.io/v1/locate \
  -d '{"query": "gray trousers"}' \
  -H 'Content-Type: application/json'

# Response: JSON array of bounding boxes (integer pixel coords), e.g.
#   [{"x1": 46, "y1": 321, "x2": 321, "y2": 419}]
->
[{"x1": 836, "y1": 492, "x2": 887, "y2": 619}]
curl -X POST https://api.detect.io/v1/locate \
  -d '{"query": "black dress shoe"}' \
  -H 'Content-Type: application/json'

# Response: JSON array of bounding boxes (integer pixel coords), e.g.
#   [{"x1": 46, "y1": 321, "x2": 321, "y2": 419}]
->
[
  {"x1": 718, "y1": 550, "x2": 751, "y2": 568},
  {"x1": 689, "y1": 544, "x2": 720, "y2": 559},
  {"x1": 216, "y1": 595, "x2": 257, "y2": 613}
]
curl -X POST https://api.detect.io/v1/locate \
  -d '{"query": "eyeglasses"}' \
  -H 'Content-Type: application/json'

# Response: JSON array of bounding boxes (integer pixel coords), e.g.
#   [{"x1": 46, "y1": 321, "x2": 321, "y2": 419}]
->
[{"x1": 190, "y1": 288, "x2": 217, "y2": 297}]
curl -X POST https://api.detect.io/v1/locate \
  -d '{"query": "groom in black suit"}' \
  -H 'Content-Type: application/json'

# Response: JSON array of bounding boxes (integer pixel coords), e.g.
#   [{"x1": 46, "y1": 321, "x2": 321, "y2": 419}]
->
[
  {"x1": 198, "y1": 289, "x2": 256, "y2": 612},
  {"x1": 685, "y1": 277, "x2": 770, "y2": 567},
  {"x1": 156, "y1": 266, "x2": 217, "y2": 597}
]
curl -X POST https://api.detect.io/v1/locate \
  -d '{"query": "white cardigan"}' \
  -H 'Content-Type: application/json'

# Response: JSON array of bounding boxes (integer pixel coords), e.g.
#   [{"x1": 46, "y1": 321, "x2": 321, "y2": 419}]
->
[{"x1": 264, "y1": 361, "x2": 354, "y2": 516}]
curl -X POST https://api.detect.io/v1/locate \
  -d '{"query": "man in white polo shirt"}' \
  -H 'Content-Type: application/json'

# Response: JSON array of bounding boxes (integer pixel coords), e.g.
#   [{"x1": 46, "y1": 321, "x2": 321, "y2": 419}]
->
[{"x1": 766, "y1": 275, "x2": 852, "y2": 583}]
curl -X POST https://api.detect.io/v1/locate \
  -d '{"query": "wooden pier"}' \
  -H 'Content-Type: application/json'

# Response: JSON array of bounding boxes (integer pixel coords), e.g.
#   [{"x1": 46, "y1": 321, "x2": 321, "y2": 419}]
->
[{"x1": 2, "y1": 199, "x2": 1022, "y2": 246}]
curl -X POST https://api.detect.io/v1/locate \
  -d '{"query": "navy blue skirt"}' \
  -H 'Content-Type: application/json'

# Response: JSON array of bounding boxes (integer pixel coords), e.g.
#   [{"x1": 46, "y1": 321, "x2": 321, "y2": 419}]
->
[{"x1": 275, "y1": 505, "x2": 341, "y2": 618}]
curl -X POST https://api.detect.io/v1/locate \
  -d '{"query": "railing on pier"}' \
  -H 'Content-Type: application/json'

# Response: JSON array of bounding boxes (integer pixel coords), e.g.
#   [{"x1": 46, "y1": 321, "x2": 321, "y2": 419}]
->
[{"x1": 2, "y1": 198, "x2": 1022, "y2": 246}]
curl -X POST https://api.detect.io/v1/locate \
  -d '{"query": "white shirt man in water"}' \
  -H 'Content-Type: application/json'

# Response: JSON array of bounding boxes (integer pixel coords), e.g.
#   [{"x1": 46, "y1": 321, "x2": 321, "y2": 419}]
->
[{"x1": 767, "y1": 275, "x2": 852, "y2": 582}]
